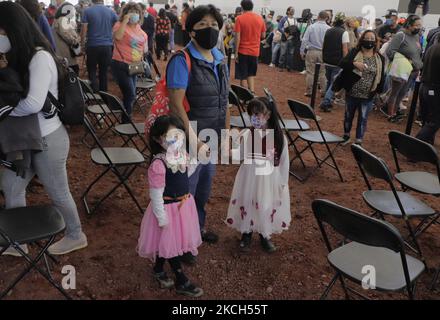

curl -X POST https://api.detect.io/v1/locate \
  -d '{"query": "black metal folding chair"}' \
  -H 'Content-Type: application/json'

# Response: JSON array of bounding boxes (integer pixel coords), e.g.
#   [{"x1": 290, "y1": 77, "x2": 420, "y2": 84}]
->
[
  {"x1": 0, "y1": 206, "x2": 71, "y2": 299},
  {"x1": 231, "y1": 84, "x2": 254, "y2": 106},
  {"x1": 82, "y1": 116, "x2": 146, "y2": 215},
  {"x1": 98, "y1": 91, "x2": 150, "y2": 159},
  {"x1": 228, "y1": 89, "x2": 250, "y2": 128},
  {"x1": 312, "y1": 199, "x2": 425, "y2": 300},
  {"x1": 79, "y1": 79, "x2": 122, "y2": 146},
  {"x1": 134, "y1": 54, "x2": 160, "y2": 114},
  {"x1": 287, "y1": 99, "x2": 344, "y2": 182},
  {"x1": 351, "y1": 144, "x2": 437, "y2": 261}
]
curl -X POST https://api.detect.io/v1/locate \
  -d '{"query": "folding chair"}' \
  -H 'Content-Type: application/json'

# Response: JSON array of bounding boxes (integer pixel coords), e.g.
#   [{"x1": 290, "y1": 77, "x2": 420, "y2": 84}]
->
[
  {"x1": 287, "y1": 99, "x2": 344, "y2": 182},
  {"x1": 231, "y1": 84, "x2": 254, "y2": 106},
  {"x1": 351, "y1": 144, "x2": 436, "y2": 261},
  {"x1": 82, "y1": 116, "x2": 146, "y2": 215},
  {"x1": 134, "y1": 54, "x2": 160, "y2": 114},
  {"x1": 312, "y1": 199, "x2": 425, "y2": 300},
  {"x1": 98, "y1": 91, "x2": 150, "y2": 158},
  {"x1": 228, "y1": 89, "x2": 250, "y2": 128},
  {"x1": 79, "y1": 79, "x2": 122, "y2": 145},
  {"x1": 0, "y1": 206, "x2": 71, "y2": 299}
]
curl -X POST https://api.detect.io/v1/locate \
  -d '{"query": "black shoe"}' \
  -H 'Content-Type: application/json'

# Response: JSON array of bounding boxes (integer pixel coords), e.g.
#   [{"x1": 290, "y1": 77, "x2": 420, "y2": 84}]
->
[
  {"x1": 201, "y1": 230, "x2": 219, "y2": 244},
  {"x1": 239, "y1": 232, "x2": 252, "y2": 252},
  {"x1": 153, "y1": 271, "x2": 174, "y2": 289},
  {"x1": 180, "y1": 252, "x2": 197, "y2": 266},
  {"x1": 175, "y1": 281, "x2": 204, "y2": 298},
  {"x1": 320, "y1": 104, "x2": 332, "y2": 113},
  {"x1": 259, "y1": 235, "x2": 276, "y2": 253}
]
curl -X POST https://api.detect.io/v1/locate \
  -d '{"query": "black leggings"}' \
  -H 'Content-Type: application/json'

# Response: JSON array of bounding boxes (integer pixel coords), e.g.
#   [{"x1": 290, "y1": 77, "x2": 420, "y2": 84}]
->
[
  {"x1": 155, "y1": 34, "x2": 169, "y2": 60},
  {"x1": 154, "y1": 256, "x2": 188, "y2": 285}
]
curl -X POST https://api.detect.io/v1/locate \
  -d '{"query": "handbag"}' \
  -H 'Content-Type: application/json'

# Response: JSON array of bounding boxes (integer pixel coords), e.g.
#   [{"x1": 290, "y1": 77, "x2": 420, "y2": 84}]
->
[
  {"x1": 115, "y1": 43, "x2": 146, "y2": 76},
  {"x1": 388, "y1": 52, "x2": 413, "y2": 82}
]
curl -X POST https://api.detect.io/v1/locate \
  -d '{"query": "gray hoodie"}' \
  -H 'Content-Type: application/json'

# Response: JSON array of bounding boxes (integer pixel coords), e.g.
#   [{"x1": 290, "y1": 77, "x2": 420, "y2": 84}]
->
[{"x1": 386, "y1": 31, "x2": 423, "y2": 71}]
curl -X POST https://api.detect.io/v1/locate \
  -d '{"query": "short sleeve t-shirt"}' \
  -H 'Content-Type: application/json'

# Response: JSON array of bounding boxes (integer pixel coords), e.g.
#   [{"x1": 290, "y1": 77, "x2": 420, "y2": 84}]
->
[
  {"x1": 234, "y1": 11, "x2": 266, "y2": 57},
  {"x1": 82, "y1": 4, "x2": 118, "y2": 47},
  {"x1": 342, "y1": 31, "x2": 350, "y2": 44},
  {"x1": 112, "y1": 22, "x2": 148, "y2": 63}
]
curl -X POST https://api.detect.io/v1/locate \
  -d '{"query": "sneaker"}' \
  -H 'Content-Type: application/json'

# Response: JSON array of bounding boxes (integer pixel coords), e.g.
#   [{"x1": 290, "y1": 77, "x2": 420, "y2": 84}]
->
[
  {"x1": 304, "y1": 93, "x2": 312, "y2": 98},
  {"x1": 175, "y1": 281, "x2": 204, "y2": 298},
  {"x1": 300, "y1": 70, "x2": 306, "y2": 75},
  {"x1": 154, "y1": 271, "x2": 174, "y2": 289},
  {"x1": 268, "y1": 63, "x2": 275, "y2": 68},
  {"x1": 320, "y1": 104, "x2": 332, "y2": 113},
  {"x1": 380, "y1": 105, "x2": 389, "y2": 117},
  {"x1": 259, "y1": 234, "x2": 276, "y2": 253},
  {"x1": 355, "y1": 139, "x2": 362, "y2": 145},
  {"x1": 388, "y1": 115, "x2": 403, "y2": 123},
  {"x1": 399, "y1": 103, "x2": 407, "y2": 110},
  {"x1": 239, "y1": 233, "x2": 252, "y2": 252},
  {"x1": 1, "y1": 244, "x2": 29, "y2": 257},
  {"x1": 171, "y1": 50, "x2": 176, "y2": 54},
  {"x1": 201, "y1": 230, "x2": 219, "y2": 244},
  {"x1": 415, "y1": 120, "x2": 423, "y2": 127},
  {"x1": 48, "y1": 233, "x2": 88, "y2": 255},
  {"x1": 334, "y1": 98, "x2": 345, "y2": 106},
  {"x1": 341, "y1": 135, "x2": 351, "y2": 146}
]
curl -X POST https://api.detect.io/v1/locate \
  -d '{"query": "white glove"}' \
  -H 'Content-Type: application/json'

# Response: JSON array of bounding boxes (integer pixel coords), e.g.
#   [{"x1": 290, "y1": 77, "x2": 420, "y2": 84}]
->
[{"x1": 149, "y1": 187, "x2": 168, "y2": 227}]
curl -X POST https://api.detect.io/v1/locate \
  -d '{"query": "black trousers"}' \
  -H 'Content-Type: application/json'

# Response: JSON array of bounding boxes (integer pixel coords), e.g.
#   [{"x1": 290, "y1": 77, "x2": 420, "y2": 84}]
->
[
  {"x1": 416, "y1": 84, "x2": 440, "y2": 145},
  {"x1": 155, "y1": 34, "x2": 169, "y2": 60},
  {"x1": 86, "y1": 45, "x2": 113, "y2": 92}
]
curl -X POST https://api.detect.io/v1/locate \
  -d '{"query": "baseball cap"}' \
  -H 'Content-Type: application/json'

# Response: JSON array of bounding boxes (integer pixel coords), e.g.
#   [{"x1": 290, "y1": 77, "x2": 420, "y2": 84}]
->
[{"x1": 384, "y1": 9, "x2": 398, "y2": 18}]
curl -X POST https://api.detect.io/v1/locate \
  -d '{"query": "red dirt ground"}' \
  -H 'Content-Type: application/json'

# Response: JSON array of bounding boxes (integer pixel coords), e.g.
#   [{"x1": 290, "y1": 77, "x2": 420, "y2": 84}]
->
[{"x1": 1, "y1": 59, "x2": 439, "y2": 300}]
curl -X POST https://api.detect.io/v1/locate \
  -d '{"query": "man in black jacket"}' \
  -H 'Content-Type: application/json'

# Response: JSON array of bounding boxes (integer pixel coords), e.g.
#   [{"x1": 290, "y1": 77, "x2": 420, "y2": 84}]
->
[
  {"x1": 320, "y1": 13, "x2": 349, "y2": 112},
  {"x1": 416, "y1": 41, "x2": 440, "y2": 144},
  {"x1": 140, "y1": 3, "x2": 155, "y2": 55},
  {"x1": 408, "y1": 0, "x2": 429, "y2": 16}
]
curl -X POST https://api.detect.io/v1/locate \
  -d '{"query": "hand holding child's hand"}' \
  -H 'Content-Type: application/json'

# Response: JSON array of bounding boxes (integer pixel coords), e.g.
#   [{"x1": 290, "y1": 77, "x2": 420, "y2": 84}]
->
[{"x1": 0, "y1": 54, "x2": 8, "y2": 69}]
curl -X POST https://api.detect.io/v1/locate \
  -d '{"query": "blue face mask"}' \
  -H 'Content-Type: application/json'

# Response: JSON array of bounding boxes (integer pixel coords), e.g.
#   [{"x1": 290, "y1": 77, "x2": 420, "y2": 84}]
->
[
  {"x1": 385, "y1": 18, "x2": 393, "y2": 26},
  {"x1": 130, "y1": 13, "x2": 140, "y2": 24}
]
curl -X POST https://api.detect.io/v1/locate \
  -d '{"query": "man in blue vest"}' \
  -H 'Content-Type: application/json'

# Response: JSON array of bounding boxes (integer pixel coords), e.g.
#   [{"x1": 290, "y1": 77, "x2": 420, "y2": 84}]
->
[{"x1": 167, "y1": 4, "x2": 230, "y2": 264}]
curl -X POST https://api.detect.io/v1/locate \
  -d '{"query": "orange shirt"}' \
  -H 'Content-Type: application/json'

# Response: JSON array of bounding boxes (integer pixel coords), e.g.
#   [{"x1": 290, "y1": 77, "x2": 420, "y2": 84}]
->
[
  {"x1": 112, "y1": 22, "x2": 148, "y2": 63},
  {"x1": 234, "y1": 11, "x2": 266, "y2": 57}
]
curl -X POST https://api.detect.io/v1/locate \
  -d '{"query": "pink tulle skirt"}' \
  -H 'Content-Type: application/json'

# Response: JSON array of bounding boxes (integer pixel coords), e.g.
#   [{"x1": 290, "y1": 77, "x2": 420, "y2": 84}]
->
[{"x1": 137, "y1": 195, "x2": 202, "y2": 261}]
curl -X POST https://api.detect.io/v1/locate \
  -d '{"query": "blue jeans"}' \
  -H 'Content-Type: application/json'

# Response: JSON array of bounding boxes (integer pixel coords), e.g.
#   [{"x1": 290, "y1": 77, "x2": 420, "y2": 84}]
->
[
  {"x1": 344, "y1": 96, "x2": 374, "y2": 140},
  {"x1": 111, "y1": 59, "x2": 137, "y2": 123},
  {"x1": 1, "y1": 125, "x2": 83, "y2": 240},
  {"x1": 321, "y1": 65, "x2": 341, "y2": 106},
  {"x1": 170, "y1": 28, "x2": 175, "y2": 51},
  {"x1": 279, "y1": 39, "x2": 295, "y2": 70},
  {"x1": 188, "y1": 162, "x2": 216, "y2": 231},
  {"x1": 271, "y1": 42, "x2": 281, "y2": 65}
]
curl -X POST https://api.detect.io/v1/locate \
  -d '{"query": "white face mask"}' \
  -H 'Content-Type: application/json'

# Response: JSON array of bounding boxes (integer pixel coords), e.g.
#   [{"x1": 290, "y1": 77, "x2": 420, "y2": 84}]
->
[{"x1": 0, "y1": 35, "x2": 11, "y2": 54}]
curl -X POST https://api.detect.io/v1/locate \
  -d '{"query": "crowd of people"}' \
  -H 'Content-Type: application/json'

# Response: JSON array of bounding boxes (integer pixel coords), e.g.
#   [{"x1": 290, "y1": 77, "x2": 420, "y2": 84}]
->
[{"x1": 0, "y1": 0, "x2": 439, "y2": 299}]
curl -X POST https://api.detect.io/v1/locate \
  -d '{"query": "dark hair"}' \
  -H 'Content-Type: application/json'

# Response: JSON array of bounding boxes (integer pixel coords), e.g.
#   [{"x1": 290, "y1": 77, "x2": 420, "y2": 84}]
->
[
  {"x1": 165, "y1": 4, "x2": 170, "y2": 10},
  {"x1": 149, "y1": 2, "x2": 153, "y2": 7},
  {"x1": 18, "y1": 0, "x2": 42, "y2": 21},
  {"x1": 138, "y1": 2, "x2": 145, "y2": 11},
  {"x1": 92, "y1": 0, "x2": 104, "y2": 4},
  {"x1": 356, "y1": 30, "x2": 378, "y2": 52},
  {"x1": 183, "y1": 3, "x2": 190, "y2": 10},
  {"x1": 404, "y1": 14, "x2": 421, "y2": 28},
  {"x1": 240, "y1": 0, "x2": 253, "y2": 11},
  {"x1": 149, "y1": 115, "x2": 186, "y2": 157},
  {"x1": 0, "y1": 2, "x2": 62, "y2": 96},
  {"x1": 247, "y1": 97, "x2": 285, "y2": 158},
  {"x1": 158, "y1": 8, "x2": 166, "y2": 19},
  {"x1": 185, "y1": 4, "x2": 223, "y2": 32},
  {"x1": 120, "y1": 2, "x2": 143, "y2": 24},
  {"x1": 286, "y1": 6, "x2": 293, "y2": 15},
  {"x1": 318, "y1": 10, "x2": 329, "y2": 20}
]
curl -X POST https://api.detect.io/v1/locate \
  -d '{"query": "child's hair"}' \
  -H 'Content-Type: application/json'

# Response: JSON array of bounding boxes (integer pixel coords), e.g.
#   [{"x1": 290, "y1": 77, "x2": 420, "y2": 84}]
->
[
  {"x1": 149, "y1": 115, "x2": 186, "y2": 157},
  {"x1": 247, "y1": 97, "x2": 285, "y2": 157}
]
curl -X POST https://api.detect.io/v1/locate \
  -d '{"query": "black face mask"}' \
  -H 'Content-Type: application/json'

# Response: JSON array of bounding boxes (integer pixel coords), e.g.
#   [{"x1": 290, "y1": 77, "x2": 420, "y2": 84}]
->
[
  {"x1": 411, "y1": 28, "x2": 421, "y2": 35},
  {"x1": 361, "y1": 40, "x2": 376, "y2": 50},
  {"x1": 193, "y1": 27, "x2": 219, "y2": 50}
]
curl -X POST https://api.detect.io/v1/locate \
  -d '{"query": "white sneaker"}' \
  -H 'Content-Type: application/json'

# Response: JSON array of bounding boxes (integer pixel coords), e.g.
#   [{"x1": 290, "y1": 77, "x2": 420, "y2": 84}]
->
[
  {"x1": 269, "y1": 63, "x2": 275, "y2": 68},
  {"x1": 48, "y1": 233, "x2": 88, "y2": 255},
  {"x1": 334, "y1": 98, "x2": 345, "y2": 106},
  {"x1": 2, "y1": 244, "x2": 29, "y2": 257},
  {"x1": 300, "y1": 70, "x2": 306, "y2": 75},
  {"x1": 399, "y1": 103, "x2": 407, "y2": 110}
]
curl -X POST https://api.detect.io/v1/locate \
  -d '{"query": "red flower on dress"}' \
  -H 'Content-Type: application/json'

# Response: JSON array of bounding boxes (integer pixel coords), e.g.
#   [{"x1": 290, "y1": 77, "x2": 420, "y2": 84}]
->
[
  {"x1": 227, "y1": 218, "x2": 234, "y2": 224},
  {"x1": 240, "y1": 206, "x2": 247, "y2": 220},
  {"x1": 270, "y1": 209, "x2": 277, "y2": 223}
]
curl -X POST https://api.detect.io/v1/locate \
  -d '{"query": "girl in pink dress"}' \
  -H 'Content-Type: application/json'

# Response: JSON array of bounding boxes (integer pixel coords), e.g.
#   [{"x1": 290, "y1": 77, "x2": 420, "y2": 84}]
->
[{"x1": 137, "y1": 115, "x2": 203, "y2": 298}]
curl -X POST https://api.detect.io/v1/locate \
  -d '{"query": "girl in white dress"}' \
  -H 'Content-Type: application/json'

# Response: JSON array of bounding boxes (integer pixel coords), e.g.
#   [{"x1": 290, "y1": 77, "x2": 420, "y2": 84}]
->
[{"x1": 225, "y1": 97, "x2": 291, "y2": 253}]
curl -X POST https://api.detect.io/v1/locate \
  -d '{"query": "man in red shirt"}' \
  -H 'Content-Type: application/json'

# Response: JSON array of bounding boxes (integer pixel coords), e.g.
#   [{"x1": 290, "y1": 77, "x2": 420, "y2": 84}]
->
[
  {"x1": 147, "y1": 2, "x2": 157, "y2": 18},
  {"x1": 234, "y1": 0, "x2": 266, "y2": 93}
]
